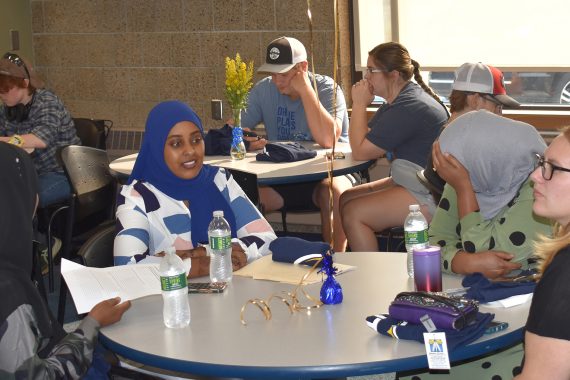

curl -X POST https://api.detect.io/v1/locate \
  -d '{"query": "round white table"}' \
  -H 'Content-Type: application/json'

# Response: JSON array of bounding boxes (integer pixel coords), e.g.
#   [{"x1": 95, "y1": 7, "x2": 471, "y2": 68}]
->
[
  {"x1": 99, "y1": 252, "x2": 528, "y2": 379},
  {"x1": 108, "y1": 142, "x2": 375, "y2": 186}
]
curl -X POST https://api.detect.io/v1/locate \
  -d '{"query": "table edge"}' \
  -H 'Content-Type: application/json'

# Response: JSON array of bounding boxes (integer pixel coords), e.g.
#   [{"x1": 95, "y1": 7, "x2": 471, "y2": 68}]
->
[
  {"x1": 257, "y1": 159, "x2": 375, "y2": 185},
  {"x1": 99, "y1": 324, "x2": 523, "y2": 378}
]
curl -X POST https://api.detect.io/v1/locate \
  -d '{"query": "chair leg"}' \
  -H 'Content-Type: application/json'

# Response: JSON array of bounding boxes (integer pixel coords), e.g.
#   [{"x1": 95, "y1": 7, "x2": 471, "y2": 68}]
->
[
  {"x1": 57, "y1": 198, "x2": 76, "y2": 324},
  {"x1": 32, "y1": 241, "x2": 48, "y2": 302},
  {"x1": 280, "y1": 208, "x2": 288, "y2": 233},
  {"x1": 359, "y1": 168, "x2": 371, "y2": 183},
  {"x1": 57, "y1": 279, "x2": 68, "y2": 325},
  {"x1": 61, "y1": 200, "x2": 75, "y2": 261},
  {"x1": 47, "y1": 205, "x2": 70, "y2": 292}
]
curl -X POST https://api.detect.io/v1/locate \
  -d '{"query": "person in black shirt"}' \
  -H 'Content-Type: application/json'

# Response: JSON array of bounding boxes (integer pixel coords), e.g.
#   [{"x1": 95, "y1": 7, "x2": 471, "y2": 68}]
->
[{"x1": 516, "y1": 127, "x2": 570, "y2": 379}]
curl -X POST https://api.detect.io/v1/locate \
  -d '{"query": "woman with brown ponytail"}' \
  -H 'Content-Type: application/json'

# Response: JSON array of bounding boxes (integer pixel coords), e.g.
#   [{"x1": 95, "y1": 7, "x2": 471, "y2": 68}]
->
[
  {"x1": 341, "y1": 42, "x2": 448, "y2": 251},
  {"x1": 515, "y1": 127, "x2": 570, "y2": 379}
]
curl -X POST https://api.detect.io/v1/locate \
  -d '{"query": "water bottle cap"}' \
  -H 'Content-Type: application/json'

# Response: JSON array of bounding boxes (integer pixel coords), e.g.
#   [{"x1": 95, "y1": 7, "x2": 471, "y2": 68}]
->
[
  {"x1": 409, "y1": 204, "x2": 420, "y2": 212},
  {"x1": 213, "y1": 210, "x2": 224, "y2": 217}
]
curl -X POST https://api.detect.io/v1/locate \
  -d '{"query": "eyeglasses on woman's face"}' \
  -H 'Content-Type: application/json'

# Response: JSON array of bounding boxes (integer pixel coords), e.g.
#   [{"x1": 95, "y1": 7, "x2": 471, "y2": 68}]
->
[
  {"x1": 535, "y1": 153, "x2": 570, "y2": 180},
  {"x1": 365, "y1": 67, "x2": 389, "y2": 76}
]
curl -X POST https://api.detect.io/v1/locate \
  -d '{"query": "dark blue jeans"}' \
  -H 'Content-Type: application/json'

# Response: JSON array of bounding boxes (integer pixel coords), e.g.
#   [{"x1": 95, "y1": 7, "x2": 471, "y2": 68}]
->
[{"x1": 38, "y1": 171, "x2": 72, "y2": 208}]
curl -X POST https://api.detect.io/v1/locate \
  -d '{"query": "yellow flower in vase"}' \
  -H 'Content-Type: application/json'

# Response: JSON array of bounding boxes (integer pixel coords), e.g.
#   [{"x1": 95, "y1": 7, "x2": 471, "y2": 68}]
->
[
  {"x1": 224, "y1": 53, "x2": 254, "y2": 119},
  {"x1": 225, "y1": 53, "x2": 253, "y2": 160}
]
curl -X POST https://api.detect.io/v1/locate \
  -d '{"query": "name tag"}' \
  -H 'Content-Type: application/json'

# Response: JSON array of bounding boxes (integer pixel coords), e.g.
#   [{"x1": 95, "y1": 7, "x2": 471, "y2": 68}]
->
[{"x1": 423, "y1": 332, "x2": 451, "y2": 370}]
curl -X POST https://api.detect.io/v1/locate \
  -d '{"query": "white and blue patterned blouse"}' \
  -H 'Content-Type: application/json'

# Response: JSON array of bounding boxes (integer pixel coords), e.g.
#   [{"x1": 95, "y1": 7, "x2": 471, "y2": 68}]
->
[{"x1": 114, "y1": 168, "x2": 277, "y2": 267}]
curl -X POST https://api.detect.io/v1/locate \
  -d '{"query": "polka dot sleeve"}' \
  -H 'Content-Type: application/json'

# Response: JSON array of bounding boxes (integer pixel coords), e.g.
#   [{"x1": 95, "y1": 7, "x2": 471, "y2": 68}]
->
[{"x1": 429, "y1": 178, "x2": 551, "y2": 274}]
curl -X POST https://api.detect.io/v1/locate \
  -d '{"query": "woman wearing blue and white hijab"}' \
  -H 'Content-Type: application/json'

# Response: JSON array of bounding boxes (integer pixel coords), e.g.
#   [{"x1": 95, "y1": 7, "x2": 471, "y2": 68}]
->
[
  {"x1": 429, "y1": 109, "x2": 551, "y2": 279},
  {"x1": 114, "y1": 101, "x2": 276, "y2": 276}
]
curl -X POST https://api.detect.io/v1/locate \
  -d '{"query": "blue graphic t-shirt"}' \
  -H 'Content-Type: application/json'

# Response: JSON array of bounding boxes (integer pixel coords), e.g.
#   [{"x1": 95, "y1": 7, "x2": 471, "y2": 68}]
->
[
  {"x1": 276, "y1": 105, "x2": 306, "y2": 140},
  {"x1": 241, "y1": 73, "x2": 349, "y2": 142}
]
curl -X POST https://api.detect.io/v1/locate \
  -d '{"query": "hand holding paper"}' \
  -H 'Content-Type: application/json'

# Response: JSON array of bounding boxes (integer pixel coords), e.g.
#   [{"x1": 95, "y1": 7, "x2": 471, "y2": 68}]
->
[{"x1": 61, "y1": 259, "x2": 161, "y2": 314}]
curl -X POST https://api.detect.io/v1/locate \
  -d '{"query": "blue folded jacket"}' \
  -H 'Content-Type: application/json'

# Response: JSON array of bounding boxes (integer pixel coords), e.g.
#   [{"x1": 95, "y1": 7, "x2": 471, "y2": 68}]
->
[
  {"x1": 462, "y1": 272, "x2": 536, "y2": 303},
  {"x1": 270, "y1": 237, "x2": 330, "y2": 266},
  {"x1": 256, "y1": 142, "x2": 317, "y2": 162},
  {"x1": 366, "y1": 312, "x2": 494, "y2": 350}
]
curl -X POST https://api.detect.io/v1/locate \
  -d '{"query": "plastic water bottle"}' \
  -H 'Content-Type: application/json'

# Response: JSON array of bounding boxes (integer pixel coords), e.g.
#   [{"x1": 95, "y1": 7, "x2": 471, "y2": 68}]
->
[
  {"x1": 160, "y1": 247, "x2": 190, "y2": 328},
  {"x1": 404, "y1": 204, "x2": 429, "y2": 278},
  {"x1": 208, "y1": 210, "x2": 233, "y2": 283}
]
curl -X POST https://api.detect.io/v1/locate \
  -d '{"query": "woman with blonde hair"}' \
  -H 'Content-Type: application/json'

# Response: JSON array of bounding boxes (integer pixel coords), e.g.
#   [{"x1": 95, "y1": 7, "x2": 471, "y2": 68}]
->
[
  {"x1": 516, "y1": 127, "x2": 570, "y2": 379},
  {"x1": 341, "y1": 42, "x2": 448, "y2": 251}
]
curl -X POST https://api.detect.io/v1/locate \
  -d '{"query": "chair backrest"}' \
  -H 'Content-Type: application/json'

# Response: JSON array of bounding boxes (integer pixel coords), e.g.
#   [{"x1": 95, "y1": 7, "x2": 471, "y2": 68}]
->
[
  {"x1": 78, "y1": 224, "x2": 115, "y2": 268},
  {"x1": 60, "y1": 145, "x2": 116, "y2": 221},
  {"x1": 73, "y1": 118, "x2": 102, "y2": 149},
  {"x1": 226, "y1": 168, "x2": 261, "y2": 210},
  {"x1": 73, "y1": 118, "x2": 112, "y2": 150}
]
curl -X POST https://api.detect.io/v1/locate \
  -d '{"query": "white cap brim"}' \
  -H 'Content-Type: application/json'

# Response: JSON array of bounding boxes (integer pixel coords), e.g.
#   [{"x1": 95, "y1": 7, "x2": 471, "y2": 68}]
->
[{"x1": 257, "y1": 62, "x2": 297, "y2": 74}]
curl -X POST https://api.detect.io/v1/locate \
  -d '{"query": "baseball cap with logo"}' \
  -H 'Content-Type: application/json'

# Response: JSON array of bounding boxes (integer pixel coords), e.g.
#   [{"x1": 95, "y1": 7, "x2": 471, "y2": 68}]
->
[
  {"x1": 0, "y1": 52, "x2": 45, "y2": 89},
  {"x1": 257, "y1": 36, "x2": 308, "y2": 74},
  {"x1": 452, "y1": 62, "x2": 519, "y2": 108}
]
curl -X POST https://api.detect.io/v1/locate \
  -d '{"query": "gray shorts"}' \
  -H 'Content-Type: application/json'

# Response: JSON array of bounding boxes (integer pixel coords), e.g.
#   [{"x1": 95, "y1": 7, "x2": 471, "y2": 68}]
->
[{"x1": 390, "y1": 159, "x2": 437, "y2": 217}]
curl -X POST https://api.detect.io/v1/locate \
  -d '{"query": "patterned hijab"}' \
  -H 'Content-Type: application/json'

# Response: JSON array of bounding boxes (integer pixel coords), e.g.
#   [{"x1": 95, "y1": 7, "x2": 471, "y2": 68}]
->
[
  {"x1": 0, "y1": 142, "x2": 65, "y2": 357},
  {"x1": 128, "y1": 101, "x2": 236, "y2": 245},
  {"x1": 439, "y1": 110, "x2": 546, "y2": 220}
]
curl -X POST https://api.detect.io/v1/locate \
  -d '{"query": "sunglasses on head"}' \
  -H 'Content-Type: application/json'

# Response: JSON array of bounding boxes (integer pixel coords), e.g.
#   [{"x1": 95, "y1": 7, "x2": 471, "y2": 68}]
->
[{"x1": 3, "y1": 52, "x2": 31, "y2": 80}]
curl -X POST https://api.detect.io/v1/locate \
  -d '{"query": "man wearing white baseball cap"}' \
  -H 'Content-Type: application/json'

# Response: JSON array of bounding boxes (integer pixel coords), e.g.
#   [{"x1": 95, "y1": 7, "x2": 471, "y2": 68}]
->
[
  {"x1": 241, "y1": 36, "x2": 351, "y2": 252},
  {"x1": 244, "y1": 36, "x2": 348, "y2": 144}
]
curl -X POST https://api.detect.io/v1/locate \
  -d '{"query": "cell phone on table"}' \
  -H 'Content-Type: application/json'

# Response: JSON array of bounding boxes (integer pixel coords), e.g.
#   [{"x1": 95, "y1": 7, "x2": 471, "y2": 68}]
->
[
  {"x1": 187, "y1": 282, "x2": 227, "y2": 294},
  {"x1": 484, "y1": 320, "x2": 509, "y2": 334}
]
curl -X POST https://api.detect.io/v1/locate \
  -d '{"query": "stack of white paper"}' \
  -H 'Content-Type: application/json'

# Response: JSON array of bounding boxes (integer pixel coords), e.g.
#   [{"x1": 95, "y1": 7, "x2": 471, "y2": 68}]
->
[{"x1": 60, "y1": 259, "x2": 161, "y2": 314}]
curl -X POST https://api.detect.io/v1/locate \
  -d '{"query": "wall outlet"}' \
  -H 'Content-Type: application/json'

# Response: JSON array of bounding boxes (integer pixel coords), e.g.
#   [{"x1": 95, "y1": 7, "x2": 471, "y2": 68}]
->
[{"x1": 211, "y1": 99, "x2": 223, "y2": 120}]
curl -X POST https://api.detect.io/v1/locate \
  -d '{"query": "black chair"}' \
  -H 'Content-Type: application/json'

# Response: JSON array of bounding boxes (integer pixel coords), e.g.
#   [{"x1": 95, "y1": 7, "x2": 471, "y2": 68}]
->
[
  {"x1": 40, "y1": 198, "x2": 74, "y2": 293},
  {"x1": 73, "y1": 225, "x2": 168, "y2": 380},
  {"x1": 376, "y1": 226, "x2": 405, "y2": 252},
  {"x1": 278, "y1": 171, "x2": 366, "y2": 234},
  {"x1": 73, "y1": 118, "x2": 113, "y2": 150},
  {"x1": 78, "y1": 224, "x2": 115, "y2": 268},
  {"x1": 55, "y1": 145, "x2": 116, "y2": 323},
  {"x1": 226, "y1": 168, "x2": 263, "y2": 212}
]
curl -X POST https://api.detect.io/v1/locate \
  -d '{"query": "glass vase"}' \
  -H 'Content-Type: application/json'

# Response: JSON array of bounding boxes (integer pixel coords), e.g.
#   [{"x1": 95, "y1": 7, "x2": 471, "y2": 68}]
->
[{"x1": 230, "y1": 108, "x2": 246, "y2": 160}]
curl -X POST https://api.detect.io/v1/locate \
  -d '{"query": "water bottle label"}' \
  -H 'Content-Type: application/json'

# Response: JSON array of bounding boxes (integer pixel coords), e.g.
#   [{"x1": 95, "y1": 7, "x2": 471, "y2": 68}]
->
[
  {"x1": 210, "y1": 235, "x2": 231, "y2": 250},
  {"x1": 160, "y1": 273, "x2": 187, "y2": 291},
  {"x1": 405, "y1": 229, "x2": 428, "y2": 245}
]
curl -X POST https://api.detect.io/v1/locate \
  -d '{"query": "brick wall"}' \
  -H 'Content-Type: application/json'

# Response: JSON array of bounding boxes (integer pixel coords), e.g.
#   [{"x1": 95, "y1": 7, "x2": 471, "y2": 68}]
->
[{"x1": 30, "y1": 0, "x2": 352, "y2": 155}]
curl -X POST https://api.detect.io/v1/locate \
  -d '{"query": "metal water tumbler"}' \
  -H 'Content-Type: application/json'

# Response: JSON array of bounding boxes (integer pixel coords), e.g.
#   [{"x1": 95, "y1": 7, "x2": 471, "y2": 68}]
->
[{"x1": 413, "y1": 246, "x2": 442, "y2": 292}]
